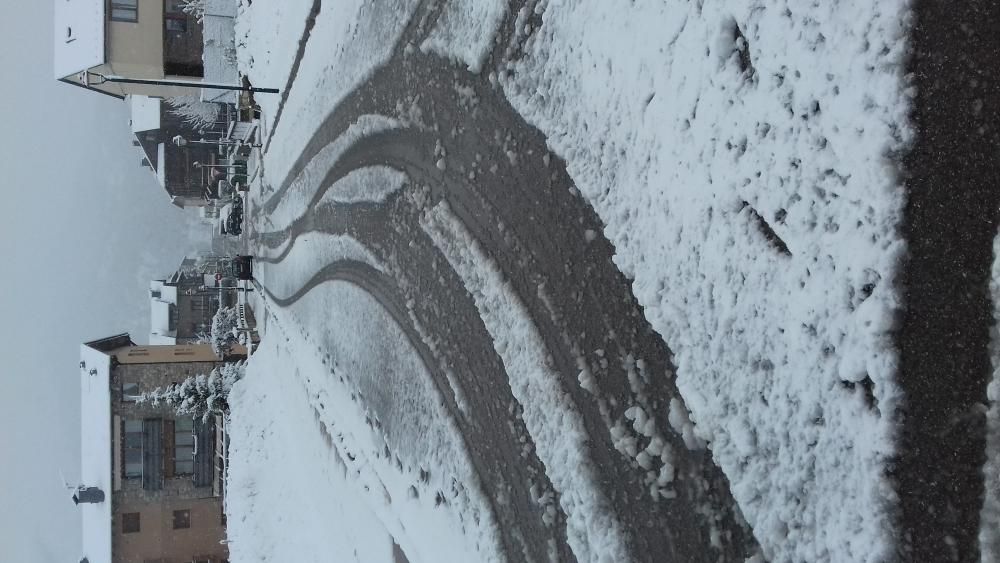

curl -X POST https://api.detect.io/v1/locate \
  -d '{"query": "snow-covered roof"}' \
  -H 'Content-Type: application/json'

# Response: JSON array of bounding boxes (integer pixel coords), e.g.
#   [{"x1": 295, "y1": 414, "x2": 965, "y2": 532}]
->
[
  {"x1": 54, "y1": 0, "x2": 106, "y2": 79},
  {"x1": 150, "y1": 300, "x2": 175, "y2": 343},
  {"x1": 156, "y1": 144, "x2": 167, "y2": 188},
  {"x1": 149, "y1": 333, "x2": 178, "y2": 345},
  {"x1": 150, "y1": 281, "x2": 178, "y2": 343},
  {"x1": 79, "y1": 343, "x2": 112, "y2": 563},
  {"x1": 149, "y1": 280, "x2": 177, "y2": 303},
  {"x1": 129, "y1": 96, "x2": 161, "y2": 133},
  {"x1": 201, "y1": 0, "x2": 239, "y2": 104}
]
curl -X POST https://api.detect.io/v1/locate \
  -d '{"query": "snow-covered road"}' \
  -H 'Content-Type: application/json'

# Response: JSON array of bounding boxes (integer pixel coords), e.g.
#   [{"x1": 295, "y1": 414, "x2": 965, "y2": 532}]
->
[
  {"x1": 241, "y1": 2, "x2": 755, "y2": 561},
  {"x1": 226, "y1": 0, "x2": 1000, "y2": 561},
  {"x1": 231, "y1": 0, "x2": 754, "y2": 561}
]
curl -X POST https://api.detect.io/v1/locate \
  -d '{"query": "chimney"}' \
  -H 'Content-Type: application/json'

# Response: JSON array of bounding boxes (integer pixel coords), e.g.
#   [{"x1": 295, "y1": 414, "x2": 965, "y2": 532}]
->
[{"x1": 72, "y1": 487, "x2": 105, "y2": 504}]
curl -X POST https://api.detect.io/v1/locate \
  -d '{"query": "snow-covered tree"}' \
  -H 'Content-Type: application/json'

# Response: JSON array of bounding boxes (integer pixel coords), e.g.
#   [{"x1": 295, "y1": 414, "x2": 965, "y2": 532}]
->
[
  {"x1": 180, "y1": 0, "x2": 205, "y2": 22},
  {"x1": 137, "y1": 362, "x2": 245, "y2": 421},
  {"x1": 211, "y1": 306, "x2": 240, "y2": 357},
  {"x1": 166, "y1": 95, "x2": 221, "y2": 132}
]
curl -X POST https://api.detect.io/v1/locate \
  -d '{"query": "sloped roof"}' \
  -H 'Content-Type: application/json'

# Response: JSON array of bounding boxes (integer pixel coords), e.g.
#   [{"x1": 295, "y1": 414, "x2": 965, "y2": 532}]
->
[
  {"x1": 53, "y1": 0, "x2": 105, "y2": 79},
  {"x1": 78, "y1": 341, "x2": 113, "y2": 563},
  {"x1": 129, "y1": 96, "x2": 162, "y2": 133}
]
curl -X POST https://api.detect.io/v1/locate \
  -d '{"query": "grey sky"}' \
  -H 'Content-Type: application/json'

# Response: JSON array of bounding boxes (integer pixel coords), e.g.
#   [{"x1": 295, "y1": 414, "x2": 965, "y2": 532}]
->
[{"x1": 0, "y1": 2, "x2": 202, "y2": 560}]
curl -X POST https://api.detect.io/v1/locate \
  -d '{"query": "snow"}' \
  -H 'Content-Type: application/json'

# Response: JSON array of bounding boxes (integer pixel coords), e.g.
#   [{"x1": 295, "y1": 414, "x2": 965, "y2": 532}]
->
[
  {"x1": 201, "y1": 0, "x2": 239, "y2": 104},
  {"x1": 129, "y1": 96, "x2": 161, "y2": 133},
  {"x1": 419, "y1": 0, "x2": 507, "y2": 74},
  {"x1": 225, "y1": 341, "x2": 398, "y2": 563},
  {"x1": 53, "y1": 0, "x2": 105, "y2": 79},
  {"x1": 155, "y1": 143, "x2": 167, "y2": 188},
  {"x1": 228, "y1": 272, "x2": 506, "y2": 562},
  {"x1": 257, "y1": 233, "x2": 382, "y2": 298},
  {"x1": 982, "y1": 229, "x2": 1000, "y2": 562},
  {"x1": 150, "y1": 281, "x2": 177, "y2": 344},
  {"x1": 261, "y1": 115, "x2": 401, "y2": 232},
  {"x1": 237, "y1": 0, "x2": 421, "y2": 190},
  {"x1": 497, "y1": 2, "x2": 913, "y2": 561},
  {"x1": 78, "y1": 343, "x2": 113, "y2": 563},
  {"x1": 421, "y1": 201, "x2": 630, "y2": 563},
  {"x1": 320, "y1": 166, "x2": 408, "y2": 205},
  {"x1": 165, "y1": 96, "x2": 223, "y2": 132},
  {"x1": 235, "y1": 0, "x2": 919, "y2": 560}
]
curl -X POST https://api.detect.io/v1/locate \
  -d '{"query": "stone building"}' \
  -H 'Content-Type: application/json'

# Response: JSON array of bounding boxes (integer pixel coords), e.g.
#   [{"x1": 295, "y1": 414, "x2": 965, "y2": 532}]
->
[{"x1": 78, "y1": 334, "x2": 229, "y2": 563}]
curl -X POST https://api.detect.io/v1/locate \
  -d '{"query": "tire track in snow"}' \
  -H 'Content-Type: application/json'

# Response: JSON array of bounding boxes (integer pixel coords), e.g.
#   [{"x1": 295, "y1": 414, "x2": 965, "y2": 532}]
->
[
  {"x1": 262, "y1": 255, "x2": 571, "y2": 563},
  {"x1": 256, "y1": 113, "x2": 755, "y2": 560},
  {"x1": 261, "y1": 0, "x2": 323, "y2": 154},
  {"x1": 251, "y1": 4, "x2": 758, "y2": 560}
]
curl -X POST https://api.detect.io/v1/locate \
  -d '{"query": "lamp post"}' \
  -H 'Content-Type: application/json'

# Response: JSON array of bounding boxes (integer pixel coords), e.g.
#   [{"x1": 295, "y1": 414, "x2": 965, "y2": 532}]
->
[
  {"x1": 79, "y1": 70, "x2": 278, "y2": 94},
  {"x1": 174, "y1": 135, "x2": 260, "y2": 149},
  {"x1": 193, "y1": 161, "x2": 244, "y2": 171}
]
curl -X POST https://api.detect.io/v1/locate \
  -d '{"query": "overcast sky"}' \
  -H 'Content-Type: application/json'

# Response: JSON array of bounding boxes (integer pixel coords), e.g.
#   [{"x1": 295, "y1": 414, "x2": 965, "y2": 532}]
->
[{"x1": 0, "y1": 2, "x2": 204, "y2": 560}]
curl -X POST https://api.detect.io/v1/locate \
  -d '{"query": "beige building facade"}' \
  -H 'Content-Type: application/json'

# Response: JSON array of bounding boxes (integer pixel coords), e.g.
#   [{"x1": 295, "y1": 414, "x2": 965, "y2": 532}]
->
[{"x1": 55, "y1": 0, "x2": 205, "y2": 98}]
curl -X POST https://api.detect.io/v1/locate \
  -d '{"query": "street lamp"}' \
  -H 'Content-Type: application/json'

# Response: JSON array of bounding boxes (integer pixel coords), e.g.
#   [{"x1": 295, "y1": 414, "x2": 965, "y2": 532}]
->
[
  {"x1": 78, "y1": 70, "x2": 278, "y2": 94},
  {"x1": 193, "y1": 161, "x2": 244, "y2": 170},
  {"x1": 174, "y1": 135, "x2": 260, "y2": 149}
]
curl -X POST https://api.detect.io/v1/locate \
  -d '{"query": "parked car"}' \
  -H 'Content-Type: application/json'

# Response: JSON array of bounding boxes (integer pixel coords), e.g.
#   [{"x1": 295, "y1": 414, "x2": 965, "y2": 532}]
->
[
  {"x1": 223, "y1": 196, "x2": 244, "y2": 236},
  {"x1": 232, "y1": 255, "x2": 253, "y2": 281},
  {"x1": 225, "y1": 212, "x2": 242, "y2": 236}
]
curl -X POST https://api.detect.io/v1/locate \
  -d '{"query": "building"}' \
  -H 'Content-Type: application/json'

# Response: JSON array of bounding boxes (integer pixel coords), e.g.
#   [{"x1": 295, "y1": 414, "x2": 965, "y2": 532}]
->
[
  {"x1": 55, "y1": 0, "x2": 206, "y2": 99},
  {"x1": 150, "y1": 257, "x2": 237, "y2": 345},
  {"x1": 130, "y1": 95, "x2": 237, "y2": 208},
  {"x1": 78, "y1": 334, "x2": 229, "y2": 563}
]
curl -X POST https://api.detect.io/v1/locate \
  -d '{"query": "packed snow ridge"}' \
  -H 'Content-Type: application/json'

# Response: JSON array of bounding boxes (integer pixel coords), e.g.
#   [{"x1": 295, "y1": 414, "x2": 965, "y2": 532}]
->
[{"x1": 496, "y1": 1, "x2": 914, "y2": 561}]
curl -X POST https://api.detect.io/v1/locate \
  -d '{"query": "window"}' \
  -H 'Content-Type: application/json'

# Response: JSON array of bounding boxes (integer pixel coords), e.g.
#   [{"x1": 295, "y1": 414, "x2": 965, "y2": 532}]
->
[
  {"x1": 124, "y1": 419, "x2": 143, "y2": 478},
  {"x1": 165, "y1": 17, "x2": 187, "y2": 33},
  {"x1": 173, "y1": 509, "x2": 191, "y2": 529},
  {"x1": 174, "y1": 418, "x2": 195, "y2": 475},
  {"x1": 122, "y1": 382, "x2": 139, "y2": 402},
  {"x1": 110, "y1": 0, "x2": 138, "y2": 22},
  {"x1": 122, "y1": 512, "x2": 140, "y2": 534}
]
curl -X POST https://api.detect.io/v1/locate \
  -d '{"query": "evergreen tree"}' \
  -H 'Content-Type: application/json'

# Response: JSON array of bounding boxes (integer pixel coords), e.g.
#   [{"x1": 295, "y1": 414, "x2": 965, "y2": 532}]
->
[
  {"x1": 138, "y1": 362, "x2": 244, "y2": 421},
  {"x1": 211, "y1": 306, "x2": 240, "y2": 357}
]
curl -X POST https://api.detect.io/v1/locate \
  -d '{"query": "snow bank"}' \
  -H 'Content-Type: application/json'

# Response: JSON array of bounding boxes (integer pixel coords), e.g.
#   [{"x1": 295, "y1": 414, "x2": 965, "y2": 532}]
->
[
  {"x1": 238, "y1": 0, "x2": 421, "y2": 189},
  {"x1": 260, "y1": 115, "x2": 400, "y2": 231},
  {"x1": 422, "y1": 202, "x2": 630, "y2": 563},
  {"x1": 419, "y1": 0, "x2": 507, "y2": 74},
  {"x1": 322, "y1": 166, "x2": 409, "y2": 204},
  {"x1": 235, "y1": 0, "x2": 315, "y2": 125},
  {"x1": 501, "y1": 1, "x2": 913, "y2": 561},
  {"x1": 202, "y1": 0, "x2": 239, "y2": 104},
  {"x1": 231, "y1": 264, "x2": 506, "y2": 561},
  {"x1": 226, "y1": 335, "x2": 398, "y2": 563}
]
